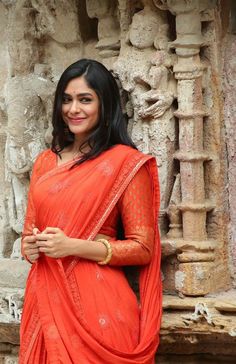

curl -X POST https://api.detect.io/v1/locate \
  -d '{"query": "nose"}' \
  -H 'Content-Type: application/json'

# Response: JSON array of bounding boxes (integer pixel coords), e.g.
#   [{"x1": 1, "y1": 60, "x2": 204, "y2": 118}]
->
[{"x1": 69, "y1": 100, "x2": 81, "y2": 114}]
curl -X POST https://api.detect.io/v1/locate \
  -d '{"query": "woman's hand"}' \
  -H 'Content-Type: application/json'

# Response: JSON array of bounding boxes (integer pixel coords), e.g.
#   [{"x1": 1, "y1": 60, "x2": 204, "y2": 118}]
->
[
  {"x1": 35, "y1": 228, "x2": 112, "y2": 261},
  {"x1": 35, "y1": 227, "x2": 73, "y2": 258},
  {"x1": 22, "y1": 229, "x2": 40, "y2": 263}
]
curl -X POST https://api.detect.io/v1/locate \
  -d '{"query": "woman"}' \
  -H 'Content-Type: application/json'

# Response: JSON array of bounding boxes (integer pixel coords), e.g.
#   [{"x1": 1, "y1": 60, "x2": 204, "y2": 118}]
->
[{"x1": 20, "y1": 59, "x2": 162, "y2": 364}]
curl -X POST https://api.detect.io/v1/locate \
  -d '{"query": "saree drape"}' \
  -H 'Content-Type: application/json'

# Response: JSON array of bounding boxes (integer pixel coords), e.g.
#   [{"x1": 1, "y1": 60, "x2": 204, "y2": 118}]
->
[{"x1": 20, "y1": 144, "x2": 162, "y2": 364}]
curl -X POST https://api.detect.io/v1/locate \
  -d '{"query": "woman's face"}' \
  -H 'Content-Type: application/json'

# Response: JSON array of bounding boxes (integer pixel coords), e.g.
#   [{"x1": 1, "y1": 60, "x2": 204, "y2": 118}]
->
[{"x1": 62, "y1": 76, "x2": 100, "y2": 141}]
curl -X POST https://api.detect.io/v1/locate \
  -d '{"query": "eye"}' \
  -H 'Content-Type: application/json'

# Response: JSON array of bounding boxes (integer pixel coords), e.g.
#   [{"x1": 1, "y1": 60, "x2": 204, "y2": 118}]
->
[
  {"x1": 62, "y1": 95, "x2": 72, "y2": 104},
  {"x1": 80, "y1": 97, "x2": 92, "y2": 103}
]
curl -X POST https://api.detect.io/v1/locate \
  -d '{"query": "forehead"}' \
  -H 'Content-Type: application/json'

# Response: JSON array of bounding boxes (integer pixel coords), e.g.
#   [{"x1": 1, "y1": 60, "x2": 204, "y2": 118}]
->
[{"x1": 64, "y1": 76, "x2": 96, "y2": 95}]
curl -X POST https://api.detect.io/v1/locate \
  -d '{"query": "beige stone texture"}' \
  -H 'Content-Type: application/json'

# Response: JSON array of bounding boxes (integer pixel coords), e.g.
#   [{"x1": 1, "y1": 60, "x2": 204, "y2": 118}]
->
[{"x1": 0, "y1": 0, "x2": 235, "y2": 362}]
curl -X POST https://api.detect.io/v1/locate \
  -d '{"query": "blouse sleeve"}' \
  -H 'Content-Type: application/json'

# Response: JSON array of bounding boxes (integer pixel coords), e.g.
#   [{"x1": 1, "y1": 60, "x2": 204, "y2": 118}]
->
[{"x1": 108, "y1": 164, "x2": 155, "y2": 266}]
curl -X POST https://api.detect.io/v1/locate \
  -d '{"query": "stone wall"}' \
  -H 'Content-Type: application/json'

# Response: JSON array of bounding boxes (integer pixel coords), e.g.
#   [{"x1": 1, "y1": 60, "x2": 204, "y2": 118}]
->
[
  {"x1": 223, "y1": 1, "x2": 236, "y2": 286},
  {"x1": 0, "y1": 0, "x2": 235, "y2": 362}
]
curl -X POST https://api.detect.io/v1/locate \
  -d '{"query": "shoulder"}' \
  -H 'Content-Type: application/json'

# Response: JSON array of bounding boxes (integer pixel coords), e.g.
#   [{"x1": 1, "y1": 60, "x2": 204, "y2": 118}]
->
[
  {"x1": 111, "y1": 144, "x2": 151, "y2": 160},
  {"x1": 33, "y1": 148, "x2": 53, "y2": 165},
  {"x1": 32, "y1": 149, "x2": 55, "y2": 175}
]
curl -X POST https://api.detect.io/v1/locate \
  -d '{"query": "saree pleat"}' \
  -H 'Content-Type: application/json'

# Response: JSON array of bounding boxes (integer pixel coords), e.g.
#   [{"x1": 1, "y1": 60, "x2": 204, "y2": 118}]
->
[{"x1": 20, "y1": 145, "x2": 162, "y2": 364}]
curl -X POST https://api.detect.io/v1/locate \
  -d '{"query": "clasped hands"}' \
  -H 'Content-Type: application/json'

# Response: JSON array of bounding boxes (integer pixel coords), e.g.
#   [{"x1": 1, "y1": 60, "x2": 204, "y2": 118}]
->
[{"x1": 22, "y1": 227, "x2": 72, "y2": 263}]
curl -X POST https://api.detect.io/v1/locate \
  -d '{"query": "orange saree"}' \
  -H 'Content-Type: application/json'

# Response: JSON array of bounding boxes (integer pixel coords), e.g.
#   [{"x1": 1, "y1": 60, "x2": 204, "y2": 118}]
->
[{"x1": 20, "y1": 144, "x2": 162, "y2": 364}]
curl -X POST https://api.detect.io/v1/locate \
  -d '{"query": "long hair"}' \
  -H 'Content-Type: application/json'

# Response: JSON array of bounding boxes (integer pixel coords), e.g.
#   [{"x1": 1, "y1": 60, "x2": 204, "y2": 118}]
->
[{"x1": 51, "y1": 59, "x2": 136, "y2": 164}]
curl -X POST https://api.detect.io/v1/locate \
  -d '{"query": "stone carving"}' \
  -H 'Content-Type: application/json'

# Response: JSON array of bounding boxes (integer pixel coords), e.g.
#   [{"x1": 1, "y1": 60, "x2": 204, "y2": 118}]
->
[
  {"x1": 127, "y1": 1, "x2": 163, "y2": 49},
  {"x1": 31, "y1": 0, "x2": 80, "y2": 44},
  {"x1": 86, "y1": 0, "x2": 120, "y2": 58},
  {"x1": 223, "y1": 36, "x2": 236, "y2": 282},
  {"x1": 5, "y1": 293, "x2": 23, "y2": 322},
  {"x1": 0, "y1": 294, "x2": 9, "y2": 319},
  {"x1": 4, "y1": 74, "x2": 54, "y2": 235},
  {"x1": 117, "y1": 0, "x2": 131, "y2": 37},
  {"x1": 167, "y1": 173, "x2": 182, "y2": 239},
  {"x1": 7, "y1": 0, "x2": 39, "y2": 76},
  {"x1": 116, "y1": 1, "x2": 176, "y2": 222},
  {"x1": 0, "y1": 103, "x2": 11, "y2": 258},
  {"x1": 3, "y1": 0, "x2": 55, "y2": 240},
  {"x1": 10, "y1": 238, "x2": 23, "y2": 260},
  {"x1": 153, "y1": 0, "x2": 229, "y2": 297},
  {"x1": 0, "y1": 292, "x2": 23, "y2": 323},
  {"x1": 5, "y1": 357, "x2": 18, "y2": 364},
  {"x1": 183, "y1": 302, "x2": 213, "y2": 325},
  {"x1": 0, "y1": 0, "x2": 234, "y2": 362}
]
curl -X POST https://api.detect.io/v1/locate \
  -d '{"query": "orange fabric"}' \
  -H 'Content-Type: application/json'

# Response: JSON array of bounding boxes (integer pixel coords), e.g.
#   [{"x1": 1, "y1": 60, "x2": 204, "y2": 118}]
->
[
  {"x1": 102, "y1": 164, "x2": 155, "y2": 266},
  {"x1": 20, "y1": 145, "x2": 162, "y2": 364}
]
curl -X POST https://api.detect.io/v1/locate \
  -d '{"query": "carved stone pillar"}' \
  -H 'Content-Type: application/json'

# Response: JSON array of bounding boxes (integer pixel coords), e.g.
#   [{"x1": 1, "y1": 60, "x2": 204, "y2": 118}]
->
[{"x1": 155, "y1": 0, "x2": 219, "y2": 296}]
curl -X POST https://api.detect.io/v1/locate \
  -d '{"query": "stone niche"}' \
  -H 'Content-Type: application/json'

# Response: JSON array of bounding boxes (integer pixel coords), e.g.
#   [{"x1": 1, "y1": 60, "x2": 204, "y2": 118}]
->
[{"x1": 0, "y1": 0, "x2": 235, "y2": 363}]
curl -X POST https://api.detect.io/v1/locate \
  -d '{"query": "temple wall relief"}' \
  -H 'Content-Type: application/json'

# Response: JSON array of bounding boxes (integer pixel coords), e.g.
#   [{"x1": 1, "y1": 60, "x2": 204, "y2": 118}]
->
[
  {"x1": 115, "y1": 0, "x2": 176, "y2": 234},
  {"x1": 0, "y1": 0, "x2": 235, "y2": 362},
  {"x1": 154, "y1": 0, "x2": 231, "y2": 298}
]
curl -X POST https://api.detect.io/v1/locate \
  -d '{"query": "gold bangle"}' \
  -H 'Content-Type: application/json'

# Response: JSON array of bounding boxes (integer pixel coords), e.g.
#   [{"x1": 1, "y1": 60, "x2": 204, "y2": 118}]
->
[{"x1": 97, "y1": 238, "x2": 112, "y2": 265}]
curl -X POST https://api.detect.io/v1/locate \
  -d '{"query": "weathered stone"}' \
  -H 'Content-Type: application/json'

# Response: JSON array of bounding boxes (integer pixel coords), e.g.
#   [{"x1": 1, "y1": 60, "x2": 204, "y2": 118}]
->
[
  {"x1": 0, "y1": 323, "x2": 19, "y2": 345},
  {"x1": 224, "y1": 34, "x2": 236, "y2": 283},
  {"x1": 0, "y1": 260, "x2": 29, "y2": 289},
  {"x1": 0, "y1": 0, "x2": 235, "y2": 362}
]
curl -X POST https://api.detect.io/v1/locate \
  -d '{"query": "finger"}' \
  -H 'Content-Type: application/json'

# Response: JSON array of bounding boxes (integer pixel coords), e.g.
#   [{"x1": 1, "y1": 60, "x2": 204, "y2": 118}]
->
[
  {"x1": 36, "y1": 240, "x2": 53, "y2": 248},
  {"x1": 38, "y1": 246, "x2": 52, "y2": 253},
  {"x1": 33, "y1": 228, "x2": 40, "y2": 235},
  {"x1": 23, "y1": 239, "x2": 38, "y2": 245},
  {"x1": 27, "y1": 253, "x2": 40, "y2": 262},
  {"x1": 23, "y1": 236, "x2": 37, "y2": 243},
  {"x1": 35, "y1": 233, "x2": 53, "y2": 241},
  {"x1": 25, "y1": 247, "x2": 39, "y2": 254},
  {"x1": 23, "y1": 243, "x2": 37, "y2": 253},
  {"x1": 43, "y1": 227, "x2": 60, "y2": 234}
]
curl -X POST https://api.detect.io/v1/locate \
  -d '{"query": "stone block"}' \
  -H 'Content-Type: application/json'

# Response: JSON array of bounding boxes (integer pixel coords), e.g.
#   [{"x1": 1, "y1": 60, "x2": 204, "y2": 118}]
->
[
  {"x1": 0, "y1": 259, "x2": 29, "y2": 289},
  {"x1": 175, "y1": 262, "x2": 214, "y2": 296}
]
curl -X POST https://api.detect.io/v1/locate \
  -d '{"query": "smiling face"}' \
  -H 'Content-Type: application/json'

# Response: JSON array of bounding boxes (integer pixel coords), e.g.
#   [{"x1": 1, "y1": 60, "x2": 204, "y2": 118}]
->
[{"x1": 62, "y1": 76, "x2": 100, "y2": 142}]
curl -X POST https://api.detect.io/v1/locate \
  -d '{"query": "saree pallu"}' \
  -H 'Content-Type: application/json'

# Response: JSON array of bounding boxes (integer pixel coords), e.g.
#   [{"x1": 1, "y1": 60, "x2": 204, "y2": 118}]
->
[{"x1": 20, "y1": 145, "x2": 162, "y2": 364}]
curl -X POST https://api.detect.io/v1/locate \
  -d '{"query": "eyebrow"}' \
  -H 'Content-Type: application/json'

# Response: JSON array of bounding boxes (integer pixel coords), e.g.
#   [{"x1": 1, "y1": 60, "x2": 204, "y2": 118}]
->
[{"x1": 63, "y1": 92, "x2": 93, "y2": 97}]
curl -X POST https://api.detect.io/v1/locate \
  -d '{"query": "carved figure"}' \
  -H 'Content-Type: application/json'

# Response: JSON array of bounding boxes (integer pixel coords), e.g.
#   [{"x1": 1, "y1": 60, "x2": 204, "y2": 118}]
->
[
  {"x1": 128, "y1": 1, "x2": 164, "y2": 49},
  {"x1": 86, "y1": 0, "x2": 120, "y2": 58},
  {"x1": 4, "y1": 74, "x2": 54, "y2": 235},
  {"x1": 116, "y1": 4, "x2": 176, "y2": 211}
]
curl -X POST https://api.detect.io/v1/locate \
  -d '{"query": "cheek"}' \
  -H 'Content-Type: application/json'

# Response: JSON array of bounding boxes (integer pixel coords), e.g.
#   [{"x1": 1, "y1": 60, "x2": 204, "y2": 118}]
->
[
  {"x1": 93, "y1": 103, "x2": 100, "y2": 120},
  {"x1": 61, "y1": 107, "x2": 68, "y2": 123},
  {"x1": 62, "y1": 105, "x2": 68, "y2": 115}
]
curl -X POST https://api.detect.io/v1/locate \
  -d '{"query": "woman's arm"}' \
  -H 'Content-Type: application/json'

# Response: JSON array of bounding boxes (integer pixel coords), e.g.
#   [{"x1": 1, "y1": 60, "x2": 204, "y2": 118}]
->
[{"x1": 108, "y1": 163, "x2": 155, "y2": 265}]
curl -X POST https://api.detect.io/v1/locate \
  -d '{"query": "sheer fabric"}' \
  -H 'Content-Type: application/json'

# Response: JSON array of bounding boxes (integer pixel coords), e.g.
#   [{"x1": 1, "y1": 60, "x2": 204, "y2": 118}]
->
[{"x1": 20, "y1": 145, "x2": 162, "y2": 364}]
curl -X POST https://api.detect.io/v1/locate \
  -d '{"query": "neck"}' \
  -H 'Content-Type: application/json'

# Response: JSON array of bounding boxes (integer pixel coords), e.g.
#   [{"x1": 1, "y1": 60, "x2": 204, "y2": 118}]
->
[{"x1": 71, "y1": 137, "x2": 90, "y2": 154}]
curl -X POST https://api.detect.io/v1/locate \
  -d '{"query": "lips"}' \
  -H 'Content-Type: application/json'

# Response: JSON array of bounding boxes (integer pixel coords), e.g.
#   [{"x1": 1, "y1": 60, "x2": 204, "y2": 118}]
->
[{"x1": 68, "y1": 117, "x2": 86, "y2": 125}]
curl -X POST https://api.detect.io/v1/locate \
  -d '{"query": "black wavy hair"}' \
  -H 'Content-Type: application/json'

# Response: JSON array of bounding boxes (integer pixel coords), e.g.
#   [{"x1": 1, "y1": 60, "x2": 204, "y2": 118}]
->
[{"x1": 51, "y1": 58, "x2": 136, "y2": 164}]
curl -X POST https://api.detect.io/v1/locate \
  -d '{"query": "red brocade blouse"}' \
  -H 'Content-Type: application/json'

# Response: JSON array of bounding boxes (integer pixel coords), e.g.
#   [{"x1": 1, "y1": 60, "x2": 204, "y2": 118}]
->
[{"x1": 101, "y1": 164, "x2": 155, "y2": 265}]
